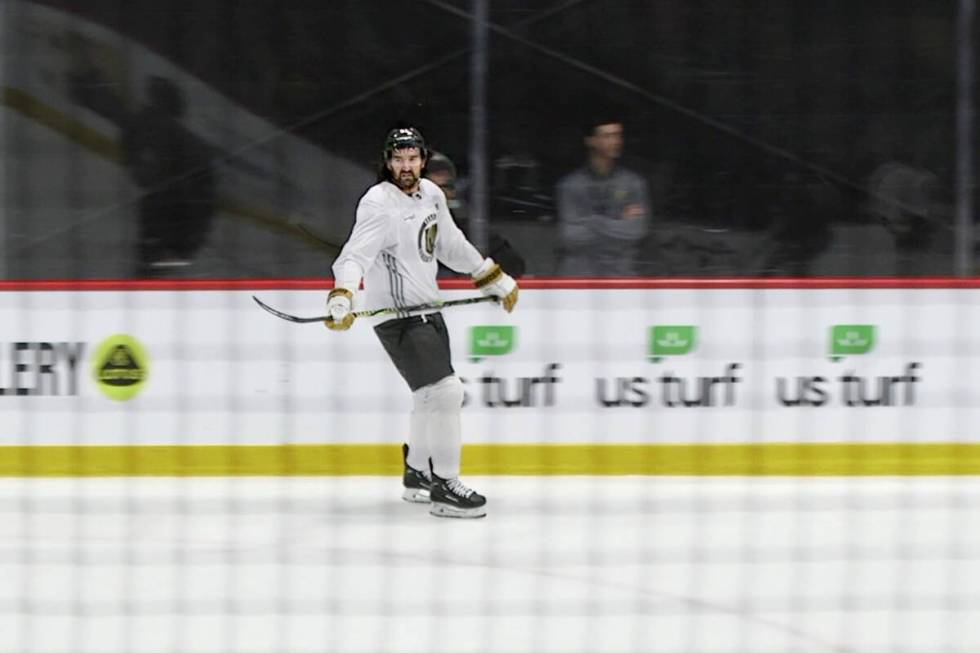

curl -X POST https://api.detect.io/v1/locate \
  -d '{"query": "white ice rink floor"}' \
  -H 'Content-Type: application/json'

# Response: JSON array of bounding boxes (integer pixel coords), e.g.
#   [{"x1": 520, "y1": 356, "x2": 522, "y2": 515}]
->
[{"x1": 2, "y1": 477, "x2": 979, "y2": 653}]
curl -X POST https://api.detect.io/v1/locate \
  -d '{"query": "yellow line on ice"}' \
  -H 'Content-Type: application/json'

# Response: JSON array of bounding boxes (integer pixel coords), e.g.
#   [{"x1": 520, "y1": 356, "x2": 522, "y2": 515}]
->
[{"x1": 1, "y1": 443, "x2": 980, "y2": 476}]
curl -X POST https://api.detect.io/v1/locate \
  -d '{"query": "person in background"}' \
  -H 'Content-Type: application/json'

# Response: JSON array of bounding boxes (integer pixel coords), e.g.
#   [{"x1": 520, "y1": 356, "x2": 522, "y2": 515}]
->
[
  {"x1": 555, "y1": 117, "x2": 651, "y2": 276},
  {"x1": 757, "y1": 170, "x2": 837, "y2": 276},
  {"x1": 426, "y1": 151, "x2": 526, "y2": 278},
  {"x1": 121, "y1": 76, "x2": 216, "y2": 277},
  {"x1": 868, "y1": 160, "x2": 952, "y2": 275}
]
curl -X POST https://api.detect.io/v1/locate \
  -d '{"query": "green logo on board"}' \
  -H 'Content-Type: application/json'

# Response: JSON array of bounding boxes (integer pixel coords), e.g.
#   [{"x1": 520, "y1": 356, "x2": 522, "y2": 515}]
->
[
  {"x1": 649, "y1": 325, "x2": 697, "y2": 362},
  {"x1": 470, "y1": 326, "x2": 516, "y2": 361},
  {"x1": 829, "y1": 325, "x2": 875, "y2": 361},
  {"x1": 92, "y1": 334, "x2": 150, "y2": 401}
]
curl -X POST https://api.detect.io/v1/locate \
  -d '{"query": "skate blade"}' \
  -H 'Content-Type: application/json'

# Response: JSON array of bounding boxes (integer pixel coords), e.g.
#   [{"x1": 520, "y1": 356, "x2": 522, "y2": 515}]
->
[
  {"x1": 429, "y1": 501, "x2": 487, "y2": 519},
  {"x1": 402, "y1": 488, "x2": 431, "y2": 504}
]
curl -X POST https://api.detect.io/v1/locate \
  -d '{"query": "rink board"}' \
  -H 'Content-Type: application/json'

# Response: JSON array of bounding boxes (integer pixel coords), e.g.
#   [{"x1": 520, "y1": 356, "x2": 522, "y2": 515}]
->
[{"x1": 1, "y1": 281, "x2": 979, "y2": 474}]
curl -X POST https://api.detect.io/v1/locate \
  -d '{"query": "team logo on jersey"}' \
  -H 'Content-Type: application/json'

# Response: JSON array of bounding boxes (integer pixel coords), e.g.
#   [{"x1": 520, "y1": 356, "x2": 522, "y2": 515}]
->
[{"x1": 417, "y1": 213, "x2": 438, "y2": 262}]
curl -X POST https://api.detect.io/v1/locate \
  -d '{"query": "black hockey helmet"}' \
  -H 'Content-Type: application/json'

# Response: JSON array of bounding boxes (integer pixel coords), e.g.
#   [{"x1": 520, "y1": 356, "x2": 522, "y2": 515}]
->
[{"x1": 383, "y1": 127, "x2": 427, "y2": 161}]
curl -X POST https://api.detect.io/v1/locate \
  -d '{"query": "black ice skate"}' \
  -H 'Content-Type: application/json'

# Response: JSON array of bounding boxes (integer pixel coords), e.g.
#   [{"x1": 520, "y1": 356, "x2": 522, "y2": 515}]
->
[
  {"x1": 429, "y1": 473, "x2": 487, "y2": 519},
  {"x1": 401, "y1": 443, "x2": 432, "y2": 503}
]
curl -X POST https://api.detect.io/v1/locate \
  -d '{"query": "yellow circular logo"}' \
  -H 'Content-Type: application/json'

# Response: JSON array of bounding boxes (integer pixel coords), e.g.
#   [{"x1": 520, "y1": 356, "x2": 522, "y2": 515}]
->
[{"x1": 92, "y1": 334, "x2": 150, "y2": 401}]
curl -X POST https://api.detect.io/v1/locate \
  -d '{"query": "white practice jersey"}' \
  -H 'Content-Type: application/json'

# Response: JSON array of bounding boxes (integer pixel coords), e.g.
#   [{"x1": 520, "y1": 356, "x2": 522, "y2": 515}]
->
[{"x1": 332, "y1": 178, "x2": 485, "y2": 322}]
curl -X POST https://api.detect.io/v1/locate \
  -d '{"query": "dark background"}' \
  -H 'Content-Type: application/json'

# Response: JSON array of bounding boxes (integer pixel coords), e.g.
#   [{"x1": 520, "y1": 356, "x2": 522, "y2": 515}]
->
[{"x1": 8, "y1": 0, "x2": 974, "y2": 277}]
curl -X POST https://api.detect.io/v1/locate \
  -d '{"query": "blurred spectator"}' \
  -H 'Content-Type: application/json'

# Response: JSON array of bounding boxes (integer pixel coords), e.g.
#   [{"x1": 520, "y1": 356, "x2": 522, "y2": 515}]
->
[
  {"x1": 757, "y1": 171, "x2": 837, "y2": 276},
  {"x1": 426, "y1": 152, "x2": 465, "y2": 218},
  {"x1": 426, "y1": 151, "x2": 526, "y2": 277},
  {"x1": 555, "y1": 118, "x2": 651, "y2": 276},
  {"x1": 121, "y1": 77, "x2": 217, "y2": 277},
  {"x1": 868, "y1": 160, "x2": 953, "y2": 275},
  {"x1": 856, "y1": 117, "x2": 955, "y2": 275}
]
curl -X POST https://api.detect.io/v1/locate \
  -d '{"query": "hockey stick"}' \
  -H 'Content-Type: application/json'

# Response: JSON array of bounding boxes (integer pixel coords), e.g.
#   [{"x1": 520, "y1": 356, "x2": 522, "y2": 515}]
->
[{"x1": 252, "y1": 294, "x2": 499, "y2": 323}]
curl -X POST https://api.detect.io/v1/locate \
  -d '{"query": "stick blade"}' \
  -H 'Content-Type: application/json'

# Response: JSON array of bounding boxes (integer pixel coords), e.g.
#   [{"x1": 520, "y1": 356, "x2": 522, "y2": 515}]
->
[{"x1": 252, "y1": 295, "x2": 324, "y2": 323}]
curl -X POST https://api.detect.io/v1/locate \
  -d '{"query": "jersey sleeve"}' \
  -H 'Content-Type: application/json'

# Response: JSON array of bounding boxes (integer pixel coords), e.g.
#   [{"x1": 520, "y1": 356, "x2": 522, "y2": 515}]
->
[
  {"x1": 331, "y1": 194, "x2": 394, "y2": 289},
  {"x1": 433, "y1": 186, "x2": 485, "y2": 274}
]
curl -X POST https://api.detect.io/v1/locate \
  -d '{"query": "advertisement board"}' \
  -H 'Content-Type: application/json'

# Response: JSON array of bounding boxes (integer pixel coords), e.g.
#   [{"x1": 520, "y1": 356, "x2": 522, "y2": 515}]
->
[
  {"x1": 0, "y1": 284, "x2": 977, "y2": 445},
  {"x1": 1, "y1": 281, "x2": 979, "y2": 475}
]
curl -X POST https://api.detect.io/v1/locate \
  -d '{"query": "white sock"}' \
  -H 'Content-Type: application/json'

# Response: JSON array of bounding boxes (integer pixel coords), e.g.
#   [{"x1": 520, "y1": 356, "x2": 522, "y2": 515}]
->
[
  {"x1": 406, "y1": 404, "x2": 430, "y2": 473},
  {"x1": 418, "y1": 375, "x2": 464, "y2": 479}
]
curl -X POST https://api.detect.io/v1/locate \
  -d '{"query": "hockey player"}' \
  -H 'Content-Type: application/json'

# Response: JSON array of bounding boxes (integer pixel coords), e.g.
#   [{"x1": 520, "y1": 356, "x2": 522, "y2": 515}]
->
[{"x1": 325, "y1": 127, "x2": 519, "y2": 518}]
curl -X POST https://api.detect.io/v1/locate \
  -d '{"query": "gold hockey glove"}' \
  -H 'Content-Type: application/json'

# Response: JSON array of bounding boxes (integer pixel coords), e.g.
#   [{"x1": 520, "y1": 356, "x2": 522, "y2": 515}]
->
[
  {"x1": 472, "y1": 258, "x2": 519, "y2": 313},
  {"x1": 324, "y1": 288, "x2": 355, "y2": 331}
]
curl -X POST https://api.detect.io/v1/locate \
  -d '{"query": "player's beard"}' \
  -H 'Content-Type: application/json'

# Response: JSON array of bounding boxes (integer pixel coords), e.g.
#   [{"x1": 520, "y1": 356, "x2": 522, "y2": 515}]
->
[{"x1": 396, "y1": 170, "x2": 420, "y2": 191}]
